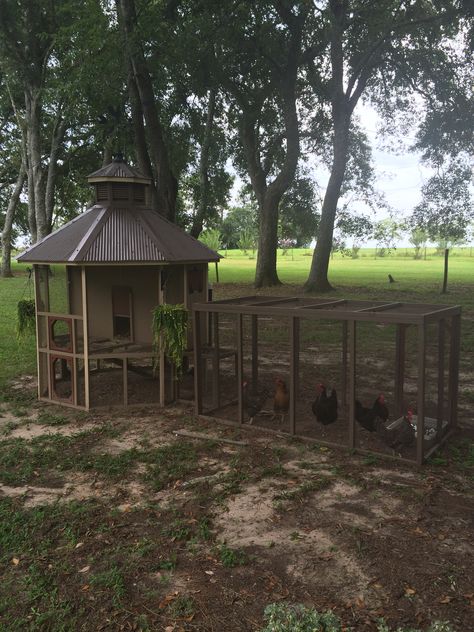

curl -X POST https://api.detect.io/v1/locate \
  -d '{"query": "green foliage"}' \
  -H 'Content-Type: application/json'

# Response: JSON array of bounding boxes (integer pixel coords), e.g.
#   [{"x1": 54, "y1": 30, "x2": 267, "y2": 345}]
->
[
  {"x1": 218, "y1": 542, "x2": 247, "y2": 567},
  {"x1": 199, "y1": 228, "x2": 221, "y2": 252},
  {"x1": 16, "y1": 299, "x2": 36, "y2": 338},
  {"x1": 260, "y1": 603, "x2": 341, "y2": 632},
  {"x1": 151, "y1": 304, "x2": 188, "y2": 375},
  {"x1": 238, "y1": 226, "x2": 258, "y2": 255}
]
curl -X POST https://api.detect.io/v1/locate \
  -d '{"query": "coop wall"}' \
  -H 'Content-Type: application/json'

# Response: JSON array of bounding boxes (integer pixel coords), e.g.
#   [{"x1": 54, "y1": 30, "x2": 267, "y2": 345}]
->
[{"x1": 85, "y1": 266, "x2": 160, "y2": 343}]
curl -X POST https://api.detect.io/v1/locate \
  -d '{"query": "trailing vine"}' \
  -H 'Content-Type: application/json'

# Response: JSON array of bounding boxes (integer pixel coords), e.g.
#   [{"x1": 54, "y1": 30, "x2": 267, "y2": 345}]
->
[
  {"x1": 151, "y1": 304, "x2": 188, "y2": 376},
  {"x1": 17, "y1": 299, "x2": 36, "y2": 338}
]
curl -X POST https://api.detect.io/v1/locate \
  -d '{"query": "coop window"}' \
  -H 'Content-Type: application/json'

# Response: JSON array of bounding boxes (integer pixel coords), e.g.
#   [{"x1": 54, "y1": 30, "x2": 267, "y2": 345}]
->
[
  {"x1": 112, "y1": 183, "x2": 129, "y2": 200},
  {"x1": 188, "y1": 266, "x2": 203, "y2": 294},
  {"x1": 112, "y1": 286, "x2": 133, "y2": 340}
]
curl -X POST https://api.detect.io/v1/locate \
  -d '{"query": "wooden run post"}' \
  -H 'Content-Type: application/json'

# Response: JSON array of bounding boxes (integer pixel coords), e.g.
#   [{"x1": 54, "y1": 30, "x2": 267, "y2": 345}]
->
[
  {"x1": 289, "y1": 316, "x2": 299, "y2": 435},
  {"x1": 33, "y1": 266, "x2": 42, "y2": 399},
  {"x1": 348, "y1": 320, "x2": 356, "y2": 450},
  {"x1": 251, "y1": 315, "x2": 258, "y2": 391},
  {"x1": 236, "y1": 313, "x2": 244, "y2": 424},
  {"x1": 417, "y1": 324, "x2": 426, "y2": 466},
  {"x1": 447, "y1": 314, "x2": 461, "y2": 431},
  {"x1": 193, "y1": 309, "x2": 203, "y2": 415},
  {"x1": 341, "y1": 321, "x2": 348, "y2": 409},
  {"x1": 123, "y1": 358, "x2": 128, "y2": 406},
  {"x1": 215, "y1": 261, "x2": 219, "y2": 283},
  {"x1": 437, "y1": 319, "x2": 445, "y2": 437},
  {"x1": 394, "y1": 324, "x2": 406, "y2": 417},
  {"x1": 81, "y1": 266, "x2": 90, "y2": 410},
  {"x1": 212, "y1": 312, "x2": 220, "y2": 409}
]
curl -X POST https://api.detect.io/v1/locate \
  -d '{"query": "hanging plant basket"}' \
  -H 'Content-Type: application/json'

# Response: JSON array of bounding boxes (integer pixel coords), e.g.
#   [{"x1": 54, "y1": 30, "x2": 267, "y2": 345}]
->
[
  {"x1": 17, "y1": 299, "x2": 36, "y2": 338},
  {"x1": 151, "y1": 304, "x2": 188, "y2": 376}
]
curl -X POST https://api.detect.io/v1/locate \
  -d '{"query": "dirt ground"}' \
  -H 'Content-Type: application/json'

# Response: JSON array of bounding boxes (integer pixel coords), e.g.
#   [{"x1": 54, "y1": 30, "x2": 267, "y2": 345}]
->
[{"x1": 1, "y1": 373, "x2": 473, "y2": 631}]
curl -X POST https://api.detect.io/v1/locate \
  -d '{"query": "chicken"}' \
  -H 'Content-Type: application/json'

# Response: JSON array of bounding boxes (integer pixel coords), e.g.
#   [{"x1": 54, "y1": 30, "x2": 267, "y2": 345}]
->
[
  {"x1": 273, "y1": 377, "x2": 289, "y2": 423},
  {"x1": 355, "y1": 393, "x2": 389, "y2": 432},
  {"x1": 372, "y1": 393, "x2": 389, "y2": 422},
  {"x1": 312, "y1": 383, "x2": 338, "y2": 425},
  {"x1": 389, "y1": 409, "x2": 416, "y2": 452},
  {"x1": 242, "y1": 381, "x2": 268, "y2": 424}
]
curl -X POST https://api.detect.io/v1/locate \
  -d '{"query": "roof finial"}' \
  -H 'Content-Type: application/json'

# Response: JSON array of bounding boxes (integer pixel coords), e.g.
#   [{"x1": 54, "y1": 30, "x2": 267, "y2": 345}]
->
[{"x1": 113, "y1": 151, "x2": 125, "y2": 163}]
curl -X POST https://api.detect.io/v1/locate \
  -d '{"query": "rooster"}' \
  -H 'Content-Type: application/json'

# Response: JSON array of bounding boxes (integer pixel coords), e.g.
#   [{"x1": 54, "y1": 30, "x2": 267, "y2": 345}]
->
[
  {"x1": 387, "y1": 408, "x2": 416, "y2": 453},
  {"x1": 242, "y1": 381, "x2": 268, "y2": 424},
  {"x1": 312, "y1": 383, "x2": 338, "y2": 425},
  {"x1": 355, "y1": 394, "x2": 389, "y2": 432},
  {"x1": 273, "y1": 377, "x2": 289, "y2": 424}
]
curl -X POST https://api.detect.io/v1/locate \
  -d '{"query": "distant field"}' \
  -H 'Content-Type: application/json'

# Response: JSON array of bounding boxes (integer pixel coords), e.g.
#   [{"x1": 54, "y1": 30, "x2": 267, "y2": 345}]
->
[{"x1": 209, "y1": 247, "x2": 474, "y2": 288}]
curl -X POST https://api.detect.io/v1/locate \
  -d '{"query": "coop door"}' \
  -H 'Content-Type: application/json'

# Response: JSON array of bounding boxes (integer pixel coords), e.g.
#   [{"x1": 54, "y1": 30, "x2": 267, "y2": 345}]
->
[{"x1": 112, "y1": 286, "x2": 133, "y2": 340}]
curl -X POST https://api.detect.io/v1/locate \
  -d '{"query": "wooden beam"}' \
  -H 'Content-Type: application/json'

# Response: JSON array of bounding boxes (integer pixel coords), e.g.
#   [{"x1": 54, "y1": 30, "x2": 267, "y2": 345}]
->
[
  {"x1": 236, "y1": 313, "x2": 244, "y2": 424},
  {"x1": 448, "y1": 314, "x2": 461, "y2": 430},
  {"x1": 395, "y1": 324, "x2": 406, "y2": 417},
  {"x1": 193, "y1": 309, "x2": 203, "y2": 415},
  {"x1": 417, "y1": 324, "x2": 426, "y2": 466},
  {"x1": 123, "y1": 358, "x2": 128, "y2": 406},
  {"x1": 289, "y1": 316, "x2": 298, "y2": 435},
  {"x1": 81, "y1": 266, "x2": 90, "y2": 410},
  {"x1": 251, "y1": 315, "x2": 258, "y2": 391},
  {"x1": 212, "y1": 313, "x2": 220, "y2": 409},
  {"x1": 357, "y1": 302, "x2": 402, "y2": 313},
  {"x1": 348, "y1": 320, "x2": 356, "y2": 449},
  {"x1": 437, "y1": 319, "x2": 445, "y2": 437},
  {"x1": 33, "y1": 266, "x2": 43, "y2": 399},
  {"x1": 341, "y1": 321, "x2": 348, "y2": 409}
]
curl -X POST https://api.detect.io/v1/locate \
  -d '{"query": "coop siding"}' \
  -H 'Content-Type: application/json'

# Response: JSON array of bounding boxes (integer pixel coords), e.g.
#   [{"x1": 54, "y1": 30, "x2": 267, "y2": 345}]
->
[{"x1": 83, "y1": 209, "x2": 164, "y2": 262}]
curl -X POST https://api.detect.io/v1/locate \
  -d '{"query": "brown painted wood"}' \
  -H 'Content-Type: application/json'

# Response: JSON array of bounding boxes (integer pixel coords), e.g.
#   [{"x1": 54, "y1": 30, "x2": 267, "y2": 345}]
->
[
  {"x1": 395, "y1": 324, "x2": 406, "y2": 417},
  {"x1": 437, "y1": 319, "x2": 445, "y2": 436},
  {"x1": 123, "y1": 358, "x2": 128, "y2": 406},
  {"x1": 448, "y1": 314, "x2": 461, "y2": 430},
  {"x1": 357, "y1": 302, "x2": 401, "y2": 312},
  {"x1": 81, "y1": 267, "x2": 90, "y2": 410},
  {"x1": 251, "y1": 315, "x2": 258, "y2": 390},
  {"x1": 212, "y1": 313, "x2": 220, "y2": 409},
  {"x1": 193, "y1": 310, "x2": 203, "y2": 415},
  {"x1": 417, "y1": 324, "x2": 426, "y2": 466},
  {"x1": 289, "y1": 316, "x2": 298, "y2": 435},
  {"x1": 348, "y1": 320, "x2": 356, "y2": 449},
  {"x1": 341, "y1": 321, "x2": 348, "y2": 409},
  {"x1": 236, "y1": 314, "x2": 244, "y2": 424}
]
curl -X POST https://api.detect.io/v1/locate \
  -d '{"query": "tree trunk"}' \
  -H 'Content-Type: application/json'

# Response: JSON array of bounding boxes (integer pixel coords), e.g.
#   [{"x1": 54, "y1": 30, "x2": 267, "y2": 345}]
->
[
  {"x1": 255, "y1": 191, "x2": 281, "y2": 286},
  {"x1": 45, "y1": 117, "x2": 67, "y2": 230},
  {"x1": 1, "y1": 160, "x2": 26, "y2": 278},
  {"x1": 191, "y1": 88, "x2": 216, "y2": 239},
  {"x1": 442, "y1": 248, "x2": 449, "y2": 293},
  {"x1": 118, "y1": 0, "x2": 178, "y2": 221},
  {"x1": 127, "y1": 67, "x2": 159, "y2": 210},
  {"x1": 304, "y1": 116, "x2": 349, "y2": 292}
]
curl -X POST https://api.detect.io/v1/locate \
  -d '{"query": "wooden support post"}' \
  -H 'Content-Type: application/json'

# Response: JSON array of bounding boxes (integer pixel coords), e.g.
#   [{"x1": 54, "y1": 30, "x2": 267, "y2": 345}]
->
[
  {"x1": 33, "y1": 266, "x2": 43, "y2": 399},
  {"x1": 442, "y1": 248, "x2": 449, "y2": 294},
  {"x1": 348, "y1": 320, "x2": 356, "y2": 449},
  {"x1": 289, "y1": 316, "x2": 298, "y2": 435},
  {"x1": 417, "y1": 324, "x2": 426, "y2": 466},
  {"x1": 341, "y1": 321, "x2": 348, "y2": 409},
  {"x1": 212, "y1": 313, "x2": 220, "y2": 409},
  {"x1": 123, "y1": 358, "x2": 128, "y2": 406},
  {"x1": 437, "y1": 319, "x2": 445, "y2": 436},
  {"x1": 81, "y1": 267, "x2": 90, "y2": 410},
  {"x1": 395, "y1": 324, "x2": 406, "y2": 417},
  {"x1": 159, "y1": 268, "x2": 166, "y2": 406},
  {"x1": 193, "y1": 310, "x2": 203, "y2": 415},
  {"x1": 215, "y1": 261, "x2": 219, "y2": 283},
  {"x1": 236, "y1": 313, "x2": 244, "y2": 424},
  {"x1": 251, "y1": 315, "x2": 258, "y2": 391},
  {"x1": 447, "y1": 314, "x2": 461, "y2": 430}
]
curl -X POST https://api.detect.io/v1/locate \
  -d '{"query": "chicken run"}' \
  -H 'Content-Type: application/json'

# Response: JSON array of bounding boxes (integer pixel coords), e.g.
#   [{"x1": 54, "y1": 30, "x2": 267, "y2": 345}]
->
[{"x1": 192, "y1": 296, "x2": 461, "y2": 466}]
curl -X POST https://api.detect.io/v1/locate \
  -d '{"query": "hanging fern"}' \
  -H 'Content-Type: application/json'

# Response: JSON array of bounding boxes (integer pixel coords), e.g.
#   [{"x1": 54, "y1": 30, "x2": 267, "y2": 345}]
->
[
  {"x1": 17, "y1": 299, "x2": 36, "y2": 338},
  {"x1": 151, "y1": 304, "x2": 188, "y2": 376}
]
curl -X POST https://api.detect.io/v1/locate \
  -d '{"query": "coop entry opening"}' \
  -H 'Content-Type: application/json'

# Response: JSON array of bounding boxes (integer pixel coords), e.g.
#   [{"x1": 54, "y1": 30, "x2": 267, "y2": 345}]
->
[{"x1": 112, "y1": 286, "x2": 133, "y2": 340}]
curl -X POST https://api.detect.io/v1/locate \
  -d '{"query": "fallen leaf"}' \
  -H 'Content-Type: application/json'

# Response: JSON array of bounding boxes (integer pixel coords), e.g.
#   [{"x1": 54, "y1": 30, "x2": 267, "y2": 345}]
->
[
  {"x1": 318, "y1": 552, "x2": 334, "y2": 561},
  {"x1": 405, "y1": 587, "x2": 416, "y2": 596},
  {"x1": 159, "y1": 592, "x2": 179, "y2": 609},
  {"x1": 78, "y1": 566, "x2": 90, "y2": 574},
  {"x1": 165, "y1": 627, "x2": 175, "y2": 632},
  {"x1": 75, "y1": 542, "x2": 84, "y2": 549},
  {"x1": 373, "y1": 583, "x2": 383, "y2": 590},
  {"x1": 81, "y1": 585, "x2": 90, "y2": 591},
  {"x1": 204, "y1": 570, "x2": 214, "y2": 576},
  {"x1": 12, "y1": 558, "x2": 20, "y2": 566},
  {"x1": 439, "y1": 596, "x2": 452, "y2": 604}
]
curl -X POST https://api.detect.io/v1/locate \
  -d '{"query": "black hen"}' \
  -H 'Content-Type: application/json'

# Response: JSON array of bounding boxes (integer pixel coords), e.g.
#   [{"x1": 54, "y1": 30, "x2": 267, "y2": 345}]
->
[
  {"x1": 312, "y1": 384, "x2": 338, "y2": 425},
  {"x1": 372, "y1": 394, "x2": 389, "y2": 422},
  {"x1": 243, "y1": 381, "x2": 268, "y2": 424},
  {"x1": 356, "y1": 393, "x2": 389, "y2": 432}
]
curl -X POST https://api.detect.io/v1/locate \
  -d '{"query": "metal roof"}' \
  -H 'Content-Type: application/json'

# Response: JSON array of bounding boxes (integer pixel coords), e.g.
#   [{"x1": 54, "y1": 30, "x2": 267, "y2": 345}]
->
[
  {"x1": 87, "y1": 156, "x2": 151, "y2": 184},
  {"x1": 17, "y1": 204, "x2": 220, "y2": 264},
  {"x1": 193, "y1": 295, "x2": 461, "y2": 325}
]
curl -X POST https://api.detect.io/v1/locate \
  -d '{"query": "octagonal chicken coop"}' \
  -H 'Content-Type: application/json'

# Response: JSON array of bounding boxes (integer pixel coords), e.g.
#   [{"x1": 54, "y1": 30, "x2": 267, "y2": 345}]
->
[
  {"x1": 192, "y1": 296, "x2": 461, "y2": 465},
  {"x1": 18, "y1": 156, "x2": 219, "y2": 409}
]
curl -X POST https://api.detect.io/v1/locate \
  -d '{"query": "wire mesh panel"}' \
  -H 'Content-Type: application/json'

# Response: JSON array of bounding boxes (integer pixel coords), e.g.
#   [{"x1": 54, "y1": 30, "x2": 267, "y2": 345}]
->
[
  {"x1": 88, "y1": 358, "x2": 124, "y2": 407},
  {"x1": 127, "y1": 358, "x2": 160, "y2": 405}
]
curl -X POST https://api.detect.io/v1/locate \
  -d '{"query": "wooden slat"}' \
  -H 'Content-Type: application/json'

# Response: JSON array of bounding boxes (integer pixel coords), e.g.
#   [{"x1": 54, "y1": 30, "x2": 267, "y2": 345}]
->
[
  {"x1": 33, "y1": 266, "x2": 43, "y2": 399},
  {"x1": 448, "y1": 314, "x2": 461, "y2": 430},
  {"x1": 289, "y1": 316, "x2": 298, "y2": 435},
  {"x1": 348, "y1": 320, "x2": 356, "y2": 450},
  {"x1": 212, "y1": 313, "x2": 220, "y2": 409},
  {"x1": 193, "y1": 310, "x2": 203, "y2": 415},
  {"x1": 300, "y1": 299, "x2": 346, "y2": 310},
  {"x1": 437, "y1": 319, "x2": 445, "y2": 436},
  {"x1": 417, "y1": 324, "x2": 426, "y2": 466},
  {"x1": 251, "y1": 315, "x2": 258, "y2": 391},
  {"x1": 394, "y1": 324, "x2": 406, "y2": 417},
  {"x1": 357, "y1": 302, "x2": 401, "y2": 312},
  {"x1": 341, "y1": 321, "x2": 348, "y2": 409},
  {"x1": 81, "y1": 266, "x2": 90, "y2": 410},
  {"x1": 236, "y1": 314, "x2": 244, "y2": 424}
]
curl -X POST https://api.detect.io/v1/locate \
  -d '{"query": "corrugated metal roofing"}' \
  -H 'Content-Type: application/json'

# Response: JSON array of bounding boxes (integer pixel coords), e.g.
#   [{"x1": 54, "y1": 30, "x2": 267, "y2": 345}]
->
[
  {"x1": 18, "y1": 157, "x2": 220, "y2": 265},
  {"x1": 17, "y1": 205, "x2": 220, "y2": 264}
]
